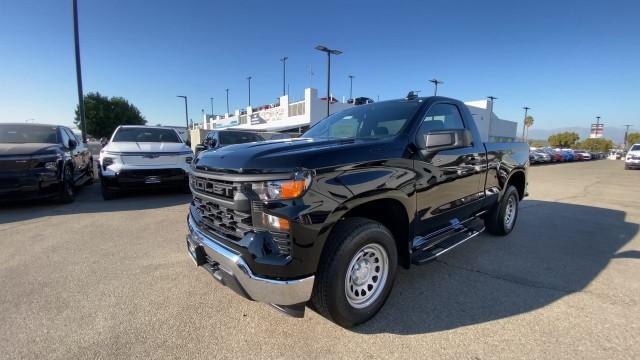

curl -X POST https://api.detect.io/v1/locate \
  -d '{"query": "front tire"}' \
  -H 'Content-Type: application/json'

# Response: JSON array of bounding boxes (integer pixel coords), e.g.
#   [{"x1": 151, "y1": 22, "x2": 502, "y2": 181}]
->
[
  {"x1": 311, "y1": 217, "x2": 398, "y2": 328},
  {"x1": 101, "y1": 181, "x2": 118, "y2": 200},
  {"x1": 58, "y1": 165, "x2": 75, "y2": 204},
  {"x1": 485, "y1": 185, "x2": 519, "y2": 235}
]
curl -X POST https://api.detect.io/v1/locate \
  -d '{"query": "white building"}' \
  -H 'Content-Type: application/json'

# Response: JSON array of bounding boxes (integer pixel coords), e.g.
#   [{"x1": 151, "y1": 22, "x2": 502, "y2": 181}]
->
[
  {"x1": 465, "y1": 99, "x2": 518, "y2": 142},
  {"x1": 198, "y1": 89, "x2": 517, "y2": 142}
]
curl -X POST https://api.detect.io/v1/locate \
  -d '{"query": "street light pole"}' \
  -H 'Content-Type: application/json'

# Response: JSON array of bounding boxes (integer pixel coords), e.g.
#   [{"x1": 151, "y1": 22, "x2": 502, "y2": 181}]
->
[
  {"x1": 225, "y1": 89, "x2": 229, "y2": 114},
  {"x1": 280, "y1": 57, "x2": 288, "y2": 96},
  {"x1": 623, "y1": 124, "x2": 632, "y2": 150},
  {"x1": 522, "y1": 106, "x2": 530, "y2": 140},
  {"x1": 348, "y1": 74, "x2": 354, "y2": 100},
  {"x1": 246, "y1": 76, "x2": 252, "y2": 108},
  {"x1": 487, "y1": 96, "x2": 498, "y2": 140},
  {"x1": 429, "y1": 79, "x2": 443, "y2": 96},
  {"x1": 72, "y1": 0, "x2": 87, "y2": 143},
  {"x1": 315, "y1": 45, "x2": 342, "y2": 117},
  {"x1": 176, "y1": 95, "x2": 189, "y2": 131},
  {"x1": 209, "y1": 97, "x2": 214, "y2": 117}
]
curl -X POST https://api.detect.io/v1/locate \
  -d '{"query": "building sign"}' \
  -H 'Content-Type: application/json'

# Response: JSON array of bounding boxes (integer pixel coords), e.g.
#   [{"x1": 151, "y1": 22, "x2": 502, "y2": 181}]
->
[
  {"x1": 590, "y1": 123, "x2": 604, "y2": 138},
  {"x1": 250, "y1": 113, "x2": 266, "y2": 125}
]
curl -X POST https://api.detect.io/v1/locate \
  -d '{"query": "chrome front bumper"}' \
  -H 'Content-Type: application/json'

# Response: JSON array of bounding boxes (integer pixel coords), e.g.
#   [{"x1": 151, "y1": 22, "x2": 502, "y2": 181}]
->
[{"x1": 186, "y1": 215, "x2": 314, "y2": 306}]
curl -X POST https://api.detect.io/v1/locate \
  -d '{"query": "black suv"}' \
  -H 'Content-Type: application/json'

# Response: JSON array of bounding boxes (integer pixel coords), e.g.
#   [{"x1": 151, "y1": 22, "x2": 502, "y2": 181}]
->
[
  {"x1": 195, "y1": 130, "x2": 264, "y2": 153},
  {"x1": 0, "y1": 123, "x2": 94, "y2": 203}
]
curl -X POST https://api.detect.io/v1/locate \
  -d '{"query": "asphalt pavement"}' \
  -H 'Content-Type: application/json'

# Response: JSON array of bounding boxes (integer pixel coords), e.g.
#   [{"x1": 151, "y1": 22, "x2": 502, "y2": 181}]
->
[{"x1": 1, "y1": 160, "x2": 639, "y2": 359}]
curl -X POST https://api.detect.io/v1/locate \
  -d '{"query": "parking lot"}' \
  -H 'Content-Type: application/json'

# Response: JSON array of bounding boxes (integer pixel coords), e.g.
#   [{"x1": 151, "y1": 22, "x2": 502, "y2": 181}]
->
[{"x1": 1, "y1": 160, "x2": 638, "y2": 359}]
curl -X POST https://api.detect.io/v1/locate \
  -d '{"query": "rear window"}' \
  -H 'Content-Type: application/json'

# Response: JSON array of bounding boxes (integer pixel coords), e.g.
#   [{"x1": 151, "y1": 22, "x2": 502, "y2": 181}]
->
[
  {"x1": 0, "y1": 124, "x2": 59, "y2": 144},
  {"x1": 112, "y1": 128, "x2": 182, "y2": 143}
]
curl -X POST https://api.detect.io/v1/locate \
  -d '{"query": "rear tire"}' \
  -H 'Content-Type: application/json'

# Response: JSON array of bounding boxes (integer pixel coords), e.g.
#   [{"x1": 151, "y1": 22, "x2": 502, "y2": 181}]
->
[
  {"x1": 311, "y1": 217, "x2": 398, "y2": 328},
  {"x1": 85, "y1": 159, "x2": 95, "y2": 185},
  {"x1": 485, "y1": 185, "x2": 519, "y2": 236}
]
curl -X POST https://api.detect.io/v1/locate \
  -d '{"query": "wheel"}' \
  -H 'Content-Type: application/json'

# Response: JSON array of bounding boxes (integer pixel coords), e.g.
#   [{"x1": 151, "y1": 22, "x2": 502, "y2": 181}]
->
[
  {"x1": 58, "y1": 165, "x2": 75, "y2": 204},
  {"x1": 100, "y1": 180, "x2": 118, "y2": 200},
  {"x1": 485, "y1": 185, "x2": 519, "y2": 236},
  {"x1": 311, "y1": 217, "x2": 398, "y2": 328}
]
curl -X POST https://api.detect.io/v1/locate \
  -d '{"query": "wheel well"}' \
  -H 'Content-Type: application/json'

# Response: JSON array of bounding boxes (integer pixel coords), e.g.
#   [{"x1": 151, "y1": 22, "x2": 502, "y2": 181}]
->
[
  {"x1": 507, "y1": 171, "x2": 526, "y2": 200},
  {"x1": 341, "y1": 198, "x2": 411, "y2": 268}
]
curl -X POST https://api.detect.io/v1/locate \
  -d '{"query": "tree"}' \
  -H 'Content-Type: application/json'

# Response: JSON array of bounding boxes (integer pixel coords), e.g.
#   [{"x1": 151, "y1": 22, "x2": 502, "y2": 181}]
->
[
  {"x1": 528, "y1": 139, "x2": 548, "y2": 148},
  {"x1": 548, "y1": 132, "x2": 579, "y2": 148},
  {"x1": 627, "y1": 132, "x2": 640, "y2": 147},
  {"x1": 575, "y1": 138, "x2": 614, "y2": 152},
  {"x1": 74, "y1": 92, "x2": 146, "y2": 138},
  {"x1": 524, "y1": 115, "x2": 534, "y2": 139}
]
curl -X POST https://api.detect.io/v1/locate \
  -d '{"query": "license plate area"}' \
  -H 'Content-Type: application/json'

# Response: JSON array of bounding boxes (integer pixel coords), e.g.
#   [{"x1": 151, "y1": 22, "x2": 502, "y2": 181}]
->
[{"x1": 145, "y1": 176, "x2": 161, "y2": 184}]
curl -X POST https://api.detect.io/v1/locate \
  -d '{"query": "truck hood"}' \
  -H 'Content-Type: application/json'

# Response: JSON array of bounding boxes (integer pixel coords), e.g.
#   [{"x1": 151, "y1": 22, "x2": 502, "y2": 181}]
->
[
  {"x1": 0, "y1": 143, "x2": 61, "y2": 157},
  {"x1": 104, "y1": 141, "x2": 191, "y2": 154},
  {"x1": 193, "y1": 137, "x2": 407, "y2": 174}
]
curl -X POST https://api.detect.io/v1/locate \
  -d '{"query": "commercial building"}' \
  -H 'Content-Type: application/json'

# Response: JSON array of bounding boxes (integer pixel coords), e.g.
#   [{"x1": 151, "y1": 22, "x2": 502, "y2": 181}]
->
[{"x1": 196, "y1": 89, "x2": 517, "y2": 142}]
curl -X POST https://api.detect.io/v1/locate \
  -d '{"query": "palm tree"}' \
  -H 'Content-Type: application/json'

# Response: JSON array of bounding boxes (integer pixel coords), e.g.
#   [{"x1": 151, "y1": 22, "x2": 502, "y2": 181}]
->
[{"x1": 524, "y1": 115, "x2": 534, "y2": 140}]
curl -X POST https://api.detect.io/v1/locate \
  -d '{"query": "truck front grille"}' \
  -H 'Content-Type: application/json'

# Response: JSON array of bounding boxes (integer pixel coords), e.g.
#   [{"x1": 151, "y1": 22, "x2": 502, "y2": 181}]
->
[{"x1": 193, "y1": 196, "x2": 252, "y2": 241}]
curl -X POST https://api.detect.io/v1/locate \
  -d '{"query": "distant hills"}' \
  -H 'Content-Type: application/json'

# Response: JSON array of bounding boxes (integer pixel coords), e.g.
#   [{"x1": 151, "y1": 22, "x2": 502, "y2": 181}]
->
[{"x1": 526, "y1": 126, "x2": 631, "y2": 144}]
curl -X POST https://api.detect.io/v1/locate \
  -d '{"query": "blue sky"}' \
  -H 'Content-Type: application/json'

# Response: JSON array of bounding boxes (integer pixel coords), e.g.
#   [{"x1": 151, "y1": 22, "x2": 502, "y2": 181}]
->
[{"x1": 1, "y1": 0, "x2": 639, "y2": 132}]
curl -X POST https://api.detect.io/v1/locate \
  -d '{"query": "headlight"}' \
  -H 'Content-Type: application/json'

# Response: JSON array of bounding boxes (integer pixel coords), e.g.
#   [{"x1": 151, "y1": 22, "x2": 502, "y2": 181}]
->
[
  {"x1": 102, "y1": 157, "x2": 115, "y2": 170},
  {"x1": 185, "y1": 156, "x2": 193, "y2": 164},
  {"x1": 251, "y1": 171, "x2": 312, "y2": 200},
  {"x1": 44, "y1": 161, "x2": 58, "y2": 171}
]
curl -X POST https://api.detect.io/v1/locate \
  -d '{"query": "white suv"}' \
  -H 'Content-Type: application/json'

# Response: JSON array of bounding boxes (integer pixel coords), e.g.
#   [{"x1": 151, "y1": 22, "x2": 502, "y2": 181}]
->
[
  {"x1": 626, "y1": 144, "x2": 640, "y2": 170},
  {"x1": 98, "y1": 126, "x2": 193, "y2": 199}
]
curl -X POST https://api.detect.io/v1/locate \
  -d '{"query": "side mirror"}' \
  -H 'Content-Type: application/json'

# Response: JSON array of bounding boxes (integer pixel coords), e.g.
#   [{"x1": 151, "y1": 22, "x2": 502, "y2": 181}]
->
[
  {"x1": 209, "y1": 139, "x2": 217, "y2": 148},
  {"x1": 185, "y1": 139, "x2": 191, "y2": 147},
  {"x1": 195, "y1": 144, "x2": 206, "y2": 154},
  {"x1": 422, "y1": 129, "x2": 472, "y2": 152},
  {"x1": 68, "y1": 139, "x2": 77, "y2": 150}
]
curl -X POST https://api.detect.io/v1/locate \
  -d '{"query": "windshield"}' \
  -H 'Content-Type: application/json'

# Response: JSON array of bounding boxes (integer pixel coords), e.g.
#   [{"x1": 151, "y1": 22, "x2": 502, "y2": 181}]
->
[
  {"x1": 631, "y1": 145, "x2": 640, "y2": 151},
  {"x1": 219, "y1": 131, "x2": 263, "y2": 145},
  {"x1": 303, "y1": 101, "x2": 420, "y2": 140},
  {"x1": 0, "y1": 124, "x2": 59, "y2": 144},
  {"x1": 112, "y1": 127, "x2": 182, "y2": 143}
]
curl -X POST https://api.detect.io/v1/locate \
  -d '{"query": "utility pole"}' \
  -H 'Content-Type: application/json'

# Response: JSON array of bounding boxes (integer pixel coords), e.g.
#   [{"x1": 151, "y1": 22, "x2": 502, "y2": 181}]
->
[
  {"x1": 72, "y1": 0, "x2": 87, "y2": 143},
  {"x1": 246, "y1": 76, "x2": 252, "y2": 108},
  {"x1": 280, "y1": 57, "x2": 288, "y2": 96},
  {"x1": 315, "y1": 45, "x2": 342, "y2": 117},
  {"x1": 429, "y1": 79, "x2": 443, "y2": 96},
  {"x1": 623, "y1": 124, "x2": 633, "y2": 150},
  {"x1": 348, "y1": 74, "x2": 354, "y2": 100},
  {"x1": 225, "y1": 89, "x2": 229, "y2": 114},
  {"x1": 176, "y1": 96, "x2": 189, "y2": 130},
  {"x1": 522, "y1": 106, "x2": 530, "y2": 140}
]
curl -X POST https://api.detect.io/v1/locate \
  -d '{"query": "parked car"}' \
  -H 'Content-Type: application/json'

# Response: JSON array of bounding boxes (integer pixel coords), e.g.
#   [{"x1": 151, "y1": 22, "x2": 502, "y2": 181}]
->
[
  {"x1": 529, "y1": 152, "x2": 545, "y2": 164},
  {"x1": 574, "y1": 150, "x2": 591, "y2": 160},
  {"x1": 98, "y1": 126, "x2": 193, "y2": 200},
  {"x1": 533, "y1": 151, "x2": 551, "y2": 163},
  {"x1": 0, "y1": 123, "x2": 93, "y2": 203},
  {"x1": 195, "y1": 130, "x2": 264, "y2": 154},
  {"x1": 625, "y1": 144, "x2": 640, "y2": 170},
  {"x1": 560, "y1": 150, "x2": 575, "y2": 161},
  {"x1": 185, "y1": 95, "x2": 529, "y2": 327}
]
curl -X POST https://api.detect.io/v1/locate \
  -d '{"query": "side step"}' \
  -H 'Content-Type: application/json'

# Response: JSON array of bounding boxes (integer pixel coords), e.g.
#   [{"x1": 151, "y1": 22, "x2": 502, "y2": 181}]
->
[{"x1": 411, "y1": 223, "x2": 485, "y2": 265}]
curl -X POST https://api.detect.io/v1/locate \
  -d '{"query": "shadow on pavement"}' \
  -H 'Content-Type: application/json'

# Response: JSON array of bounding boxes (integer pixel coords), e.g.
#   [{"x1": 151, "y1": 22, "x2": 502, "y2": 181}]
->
[
  {"x1": 0, "y1": 183, "x2": 191, "y2": 225},
  {"x1": 354, "y1": 200, "x2": 638, "y2": 335}
]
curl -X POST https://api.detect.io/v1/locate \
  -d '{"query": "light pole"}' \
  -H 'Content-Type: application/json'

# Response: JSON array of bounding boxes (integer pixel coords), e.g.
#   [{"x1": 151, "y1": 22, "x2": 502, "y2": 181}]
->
[
  {"x1": 315, "y1": 45, "x2": 342, "y2": 117},
  {"x1": 623, "y1": 124, "x2": 632, "y2": 150},
  {"x1": 72, "y1": 0, "x2": 86, "y2": 143},
  {"x1": 225, "y1": 89, "x2": 229, "y2": 114},
  {"x1": 280, "y1": 57, "x2": 288, "y2": 96},
  {"x1": 429, "y1": 79, "x2": 443, "y2": 96},
  {"x1": 488, "y1": 96, "x2": 498, "y2": 138},
  {"x1": 209, "y1": 97, "x2": 214, "y2": 117},
  {"x1": 522, "y1": 106, "x2": 530, "y2": 140},
  {"x1": 348, "y1": 75, "x2": 354, "y2": 100},
  {"x1": 176, "y1": 96, "x2": 189, "y2": 130},
  {"x1": 246, "y1": 76, "x2": 252, "y2": 108}
]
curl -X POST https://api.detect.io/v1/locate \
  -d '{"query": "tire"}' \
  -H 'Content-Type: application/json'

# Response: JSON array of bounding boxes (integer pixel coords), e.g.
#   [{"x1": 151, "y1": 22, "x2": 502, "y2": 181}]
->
[
  {"x1": 485, "y1": 185, "x2": 519, "y2": 236},
  {"x1": 85, "y1": 159, "x2": 94, "y2": 185},
  {"x1": 101, "y1": 180, "x2": 118, "y2": 200},
  {"x1": 58, "y1": 165, "x2": 75, "y2": 204},
  {"x1": 311, "y1": 217, "x2": 398, "y2": 328}
]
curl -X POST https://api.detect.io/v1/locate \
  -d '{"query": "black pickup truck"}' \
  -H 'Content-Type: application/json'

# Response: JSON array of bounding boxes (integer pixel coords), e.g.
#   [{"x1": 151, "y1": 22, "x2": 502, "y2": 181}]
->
[{"x1": 186, "y1": 95, "x2": 528, "y2": 327}]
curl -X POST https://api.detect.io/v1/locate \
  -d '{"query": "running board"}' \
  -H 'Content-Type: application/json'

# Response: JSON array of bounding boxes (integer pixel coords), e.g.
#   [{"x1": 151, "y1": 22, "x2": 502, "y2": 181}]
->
[{"x1": 411, "y1": 224, "x2": 485, "y2": 265}]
